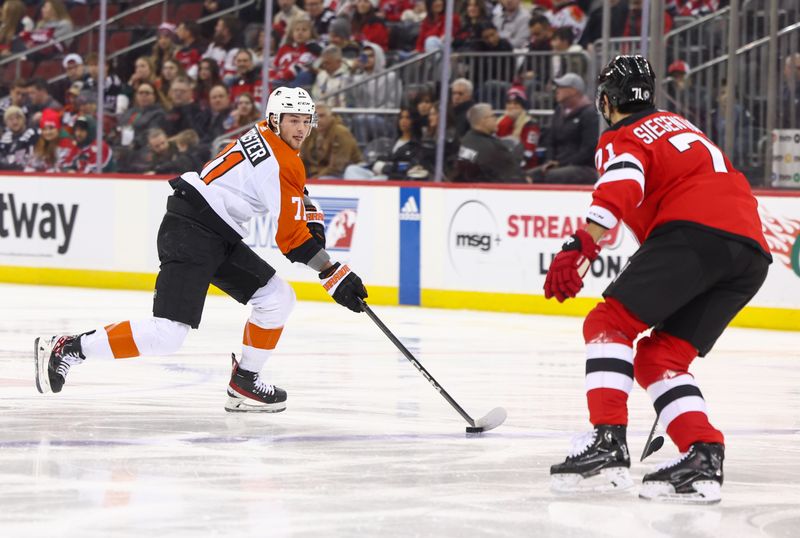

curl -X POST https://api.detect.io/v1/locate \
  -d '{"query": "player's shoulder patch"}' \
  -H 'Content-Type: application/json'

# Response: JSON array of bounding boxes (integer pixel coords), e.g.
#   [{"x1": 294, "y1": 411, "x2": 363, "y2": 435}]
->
[{"x1": 239, "y1": 126, "x2": 271, "y2": 167}]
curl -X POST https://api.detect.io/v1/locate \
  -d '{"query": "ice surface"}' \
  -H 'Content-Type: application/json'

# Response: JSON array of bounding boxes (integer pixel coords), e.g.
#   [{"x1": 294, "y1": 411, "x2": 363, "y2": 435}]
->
[{"x1": 1, "y1": 284, "x2": 798, "y2": 537}]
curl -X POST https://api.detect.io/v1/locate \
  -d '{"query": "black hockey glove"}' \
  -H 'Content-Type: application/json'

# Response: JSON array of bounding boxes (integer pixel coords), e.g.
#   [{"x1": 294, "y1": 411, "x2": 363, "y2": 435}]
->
[{"x1": 319, "y1": 262, "x2": 368, "y2": 313}]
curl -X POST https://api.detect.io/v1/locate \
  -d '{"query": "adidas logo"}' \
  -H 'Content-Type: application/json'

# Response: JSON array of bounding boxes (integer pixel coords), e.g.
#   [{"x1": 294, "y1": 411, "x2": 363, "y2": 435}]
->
[{"x1": 400, "y1": 195, "x2": 420, "y2": 221}]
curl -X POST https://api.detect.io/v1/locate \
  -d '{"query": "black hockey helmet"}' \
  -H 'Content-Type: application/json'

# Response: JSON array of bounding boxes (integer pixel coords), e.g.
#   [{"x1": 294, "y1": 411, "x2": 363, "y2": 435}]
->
[{"x1": 596, "y1": 55, "x2": 655, "y2": 122}]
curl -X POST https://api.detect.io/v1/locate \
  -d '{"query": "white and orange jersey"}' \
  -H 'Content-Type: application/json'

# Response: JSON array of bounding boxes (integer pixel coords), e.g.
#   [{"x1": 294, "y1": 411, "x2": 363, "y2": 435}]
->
[{"x1": 179, "y1": 120, "x2": 315, "y2": 257}]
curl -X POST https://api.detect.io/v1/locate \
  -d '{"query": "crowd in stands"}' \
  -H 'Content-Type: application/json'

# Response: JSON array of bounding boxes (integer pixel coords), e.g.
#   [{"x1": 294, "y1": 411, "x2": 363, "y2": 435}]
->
[{"x1": 0, "y1": 0, "x2": 787, "y2": 184}]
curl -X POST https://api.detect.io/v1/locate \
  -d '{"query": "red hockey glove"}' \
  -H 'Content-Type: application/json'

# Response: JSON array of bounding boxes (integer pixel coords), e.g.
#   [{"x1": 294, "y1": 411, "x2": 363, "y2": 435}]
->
[{"x1": 544, "y1": 229, "x2": 601, "y2": 303}]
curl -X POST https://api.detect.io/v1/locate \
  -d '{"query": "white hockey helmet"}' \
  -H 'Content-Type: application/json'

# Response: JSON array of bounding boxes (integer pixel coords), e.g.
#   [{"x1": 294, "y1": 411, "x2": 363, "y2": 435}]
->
[{"x1": 265, "y1": 86, "x2": 317, "y2": 134}]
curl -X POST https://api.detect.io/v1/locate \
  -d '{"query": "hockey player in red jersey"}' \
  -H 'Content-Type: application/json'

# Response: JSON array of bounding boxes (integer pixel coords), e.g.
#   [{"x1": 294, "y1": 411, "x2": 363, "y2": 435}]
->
[
  {"x1": 34, "y1": 87, "x2": 368, "y2": 413},
  {"x1": 545, "y1": 55, "x2": 771, "y2": 503}
]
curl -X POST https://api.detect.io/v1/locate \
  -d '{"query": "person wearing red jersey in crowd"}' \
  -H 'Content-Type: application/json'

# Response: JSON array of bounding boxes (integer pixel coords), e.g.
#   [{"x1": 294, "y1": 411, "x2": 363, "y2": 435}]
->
[
  {"x1": 273, "y1": 0, "x2": 306, "y2": 39},
  {"x1": 381, "y1": 0, "x2": 416, "y2": 22},
  {"x1": 496, "y1": 86, "x2": 540, "y2": 171},
  {"x1": 23, "y1": 108, "x2": 74, "y2": 172},
  {"x1": 35, "y1": 87, "x2": 368, "y2": 415},
  {"x1": 351, "y1": 0, "x2": 389, "y2": 51},
  {"x1": 175, "y1": 22, "x2": 206, "y2": 79},
  {"x1": 550, "y1": 0, "x2": 587, "y2": 43},
  {"x1": 623, "y1": 0, "x2": 672, "y2": 38},
  {"x1": 546, "y1": 55, "x2": 771, "y2": 504},
  {"x1": 228, "y1": 49, "x2": 261, "y2": 102},
  {"x1": 65, "y1": 115, "x2": 114, "y2": 173},
  {"x1": 416, "y1": 0, "x2": 461, "y2": 52},
  {"x1": 271, "y1": 17, "x2": 321, "y2": 88}
]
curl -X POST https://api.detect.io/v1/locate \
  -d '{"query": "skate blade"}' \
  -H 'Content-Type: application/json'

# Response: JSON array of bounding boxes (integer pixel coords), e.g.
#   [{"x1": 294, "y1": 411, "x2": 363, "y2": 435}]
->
[
  {"x1": 224, "y1": 397, "x2": 286, "y2": 414},
  {"x1": 34, "y1": 336, "x2": 52, "y2": 394},
  {"x1": 639, "y1": 480, "x2": 721, "y2": 505},
  {"x1": 551, "y1": 467, "x2": 633, "y2": 494}
]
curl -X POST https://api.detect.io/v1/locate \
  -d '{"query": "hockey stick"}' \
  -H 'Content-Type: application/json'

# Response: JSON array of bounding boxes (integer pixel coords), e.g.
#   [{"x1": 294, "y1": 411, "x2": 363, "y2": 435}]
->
[
  {"x1": 640, "y1": 413, "x2": 665, "y2": 461},
  {"x1": 360, "y1": 300, "x2": 507, "y2": 434}
]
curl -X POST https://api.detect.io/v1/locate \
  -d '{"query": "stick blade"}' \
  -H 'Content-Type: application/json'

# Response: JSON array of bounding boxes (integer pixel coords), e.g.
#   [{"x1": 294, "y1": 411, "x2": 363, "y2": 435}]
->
[
  {"x1": 472, "y1": 407, "x2": 507, "y2": 432},
  {"x1": 642, "y1": 435, "x2": 665, "y2": 461}
]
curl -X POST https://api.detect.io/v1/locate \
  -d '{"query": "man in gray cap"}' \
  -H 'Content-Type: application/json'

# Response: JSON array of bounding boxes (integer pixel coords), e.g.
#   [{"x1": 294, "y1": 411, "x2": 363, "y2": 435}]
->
[{"x1": 531, "y1": 72, "x2": 598, "y2": 184}]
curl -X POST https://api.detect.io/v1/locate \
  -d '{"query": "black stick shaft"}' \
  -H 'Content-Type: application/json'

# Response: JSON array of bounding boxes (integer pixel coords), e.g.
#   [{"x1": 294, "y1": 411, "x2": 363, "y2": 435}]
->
[{"x1": 361, "y1": 303, "x2": 476, "y2": 427}]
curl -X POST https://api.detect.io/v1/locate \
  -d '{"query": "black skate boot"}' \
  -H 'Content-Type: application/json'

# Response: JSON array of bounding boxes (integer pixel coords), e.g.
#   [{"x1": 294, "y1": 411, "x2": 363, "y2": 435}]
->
[
  {"x1": 639, "y1": 442, "x2": 724, "y2": 504},
  {"x1": 225, "y1": 354, "x2": 287, "y2": 413},
  {"x1": 34, "y1": 334, "x2": 86, "y2": 394},
  {"x1": 550, "y1": 424, "x2": 633, "y2": 493}
]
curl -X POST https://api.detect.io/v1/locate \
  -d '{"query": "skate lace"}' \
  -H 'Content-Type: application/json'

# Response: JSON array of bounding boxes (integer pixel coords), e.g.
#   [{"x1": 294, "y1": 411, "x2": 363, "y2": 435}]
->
[
  {"x1": 53, "y1": 336, "x2": 84, "y2": 377},
  {"x1": 253, "y1": 375, "x2": 276, "y2": 396},
  {"x1": 567, "y1": 430, "x2": 597, "y2": 458},
  {"x1": 655, "y1": 450, "x2": 690, "y2": 471}
]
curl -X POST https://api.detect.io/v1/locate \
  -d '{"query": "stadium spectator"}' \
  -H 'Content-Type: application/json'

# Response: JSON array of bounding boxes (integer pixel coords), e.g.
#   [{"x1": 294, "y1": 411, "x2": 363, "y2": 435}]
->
[
  {"x1": 677, "y1": 0, "x2": 720, "y2": 17},
  {"x1": 204, "y1": 84, "x2": 233, "y2": 143},
  {"x1": 158, "y1": 59, "x2": 187, "y2": 103},
  {"x1": 781, "y1": 52, "x2": 800, "y2": 128},
  {"x1": 0, "y1": 79, "x2": 30, "y2": 120},
  {"x1": 455, "y1": 0, "x2": 491, "y2": 50},
  {"x1": 470, "y1": 22, "x2": 514, "y2": 87},
  {"x1": 551, "y1": 26, "x2": 586, "y2": 79},
  {"x1": 304, "y1": 0, "x2": 335, "y2": 42},
  {"x1": 421, "y1": 101, "x2": 458, "y2": 175},
  {"x1": 312, "y1": 45, "x2": 352, "y2": 107},
  {"x1": 271, "y1": 17, "x2": 321, "y2": 88},
  {"x1": 164, "y1": 76, "x2": 209, "y2": 137},
  {"x1": 170, "y1": 129, "x2": 206, "y2": 173},
  {"x1": 0, "y1": 106, "x2": 37, "y2": 170},
  {"x1": 450, "y1": 78, "x2": 475, "y2": 138},
  {"x1": 452, "y1": 103, "x2": 525, "y2": 183},
  {"x1": 328, "y1": 17, "x2": 361, "y2": 60},
  {"x1": 530, "y1": 72, "x2": 597, "y2": 184},
  {"x1": 496, "y1": 86, "x2": 540, "y2": 171},
  {"x1": 59, "y1": 82, "x2": 82, "y2": 134},
  {"x1": 200, "y1": 0, "x2": 234, "y2": 39},
  {"x1": 579, "y1": 0, "x2": 627, "y2": 48},
  {"x1": 83, "y1": 54, "x2": 129, "y2": 115},
  {"x1": 382, "y1": 0, "x2": 416, "y2": 23},
  {"x1": 195, "y1": 58, "x2": 223, "y2": 109},
  {"x1": 23, "y1": 0, "x2": 73, "y2": 58},
  {"x1": 401, "y1": 0, "x2": 427, "y2": 24},
  {"x1": 710, "y1": 80, "x2": 753, "y2": 171},
  {"x1": 224, "y1": 92, "x2": 261, "y2": 133},
  {"x1": 116, "y1": 82, "x2": 167, "y2": 152},
  {"x1": 49, "y1": 53, "x2": 89, "y2": 106},
  {"x1": 227, "y1": 49, "x2": 261, "y2": 100},
  {"x1": 0, "y1": 0, "x2": 33, "y2": 57},
  {"x1": 411, "y1": 87, "x2": 435, "y2": 136},
  {"x1": 65, "y1": 114, "x2": 113, "y2": 173},
  {"x1": 550, "y1": 0, "x2": 588, "y2": 41},
  {"x1": 273, "y1": 0, "x2": 307, "y2": 39},
  {"x1": 344, "y1": 107, "x2": 425, "y2": 180},
  {"x1": 203, "y1": 16, "x2": 243, "y2": 80},
  {"x1": 416, "y1": 0, "x2": 461, "y2": 52},
  {"x1": 351, "y1": 42, "x2": 402, "y2": 108},
  {"x1": 175, "y1": 22, "x2": 206, "y2": 79},
  {"x1": 491, "y1": 0, "x2": 530, "y2": 49},
  {"x1": 128, "y1": 56, "x2": 158, "y2": 92},
  {"x1": 151, "y1": 22, "x2": 178, "y2": 76},
  {"x1": 24, "y1": 107, "x2": 74, "y2": 172},
  {"x1": 352, "y1": 0, "x2": 389, "y2": 51},
  {"x1": 664, "y1": 60, "x2": 703, "y2": 121},
  {"x1": 27, "y1": 78, "x2": 62, "y2": 128},
  {"x1": 142, "y1": 128, "x2": 182, "y2": 174},
  {"x1": 301, "y1": 103, "x2": 363, "y2": 178}
]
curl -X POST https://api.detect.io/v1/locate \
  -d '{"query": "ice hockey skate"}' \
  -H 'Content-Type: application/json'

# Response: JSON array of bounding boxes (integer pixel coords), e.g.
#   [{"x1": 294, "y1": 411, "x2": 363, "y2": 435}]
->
[
  {"x1": 225, "y1": 354, "x2": 287, "y2": 413},
  {"x1": 550, "y1": 424, "x2": 633, "y2": 493},
  {"x1": 34, "y1": 334, "x2": 85, "y2": 394},
  {"x1": 639, "y1": 442, "x2": 724, "y2": 504}
]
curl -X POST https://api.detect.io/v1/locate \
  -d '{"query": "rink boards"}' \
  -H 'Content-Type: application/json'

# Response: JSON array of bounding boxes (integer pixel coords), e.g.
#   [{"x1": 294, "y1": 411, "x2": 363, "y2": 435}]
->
[{"x1": 0, "y1": 173, "x2": 798, "y2": 331}]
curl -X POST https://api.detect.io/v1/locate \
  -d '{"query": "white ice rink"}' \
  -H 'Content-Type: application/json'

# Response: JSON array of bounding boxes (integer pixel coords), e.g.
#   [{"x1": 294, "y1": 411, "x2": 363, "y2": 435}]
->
[{"x1": 1, "y1": 283, "x2": 798, "y2": 537}]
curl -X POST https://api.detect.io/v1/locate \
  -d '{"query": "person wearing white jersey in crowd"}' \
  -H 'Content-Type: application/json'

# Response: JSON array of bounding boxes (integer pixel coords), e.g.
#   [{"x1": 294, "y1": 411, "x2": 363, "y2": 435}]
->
[{"x1": 34, "y1": 87, "x2": 369, "y2": 413}]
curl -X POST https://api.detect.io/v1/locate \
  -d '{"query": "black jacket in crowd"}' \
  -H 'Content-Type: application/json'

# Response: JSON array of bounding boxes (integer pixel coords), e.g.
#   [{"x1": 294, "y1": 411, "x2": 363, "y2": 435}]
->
[
  {"x1": 453, "y1": 129, "x2": 525, "y2": 183},
  {"x1": 542, "y1": 102, "x2": 598, "y2": 167}
]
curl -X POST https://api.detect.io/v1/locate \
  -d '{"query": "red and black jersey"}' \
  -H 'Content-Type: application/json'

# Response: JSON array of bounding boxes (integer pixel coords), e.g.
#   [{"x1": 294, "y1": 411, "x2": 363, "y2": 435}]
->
[{"x1": 588, "y1": 107, "x2": 771, "y2": 258}]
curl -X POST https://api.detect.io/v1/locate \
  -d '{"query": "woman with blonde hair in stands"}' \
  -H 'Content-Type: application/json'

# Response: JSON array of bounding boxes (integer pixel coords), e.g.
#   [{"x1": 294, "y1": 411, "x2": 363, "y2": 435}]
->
[
  {"x1": 158, "y1": 58, "x2": 187, "y2": 104},
  {"x1": 224, "y1": 92, "x2": 261, "y2": 133},
  {"x1": 24, "y1": 108, "x2": 75, "y2": 172},
  {"x1": 0, "y1": 0, "x2": 33, "y2": 56},
  {"x1": 271, "y1": 16, "x2": 321, "y2": 88},
  {"x1": 36, "y1": 0, "x2": 73, "y2": 41},
  {"x1": 129, "y1": 56, "x2": 158, "y2": 90}
]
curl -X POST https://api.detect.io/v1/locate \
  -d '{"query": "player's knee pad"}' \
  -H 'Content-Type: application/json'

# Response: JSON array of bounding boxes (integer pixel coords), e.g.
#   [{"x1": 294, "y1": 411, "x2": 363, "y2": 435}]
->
[
  {"x1": 583, "y1": 297, "x2": 647, "y2": 346},
  {"x1": 634, "y1": 331, "x2": 698, "y2": 389},
  {"x1": 132, "y1": 317, "x2": 190, "y2": 356},
  {"x1": 249, "y1": 276, "x2": 296, "y2": 328}
]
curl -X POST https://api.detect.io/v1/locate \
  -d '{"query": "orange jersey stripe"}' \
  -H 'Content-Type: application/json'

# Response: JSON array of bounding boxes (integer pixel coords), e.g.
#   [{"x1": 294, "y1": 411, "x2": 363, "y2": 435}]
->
[
  {"x1": 104, "y1": 321, "x2": 141, "y2": 359},
  {"x1": 242, "y1": 321, "x2": 284, "y2": 350}
]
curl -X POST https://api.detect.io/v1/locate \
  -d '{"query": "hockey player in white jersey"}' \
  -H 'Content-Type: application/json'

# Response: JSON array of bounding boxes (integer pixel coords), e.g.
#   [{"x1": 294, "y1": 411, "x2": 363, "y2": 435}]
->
[{"x1": 34, "y1": 87, "x2": 369, "y2": 413}]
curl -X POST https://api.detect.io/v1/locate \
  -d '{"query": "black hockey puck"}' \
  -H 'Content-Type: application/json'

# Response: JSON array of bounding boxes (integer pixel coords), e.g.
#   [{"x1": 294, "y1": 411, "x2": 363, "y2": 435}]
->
[{"x1": 465, "y1": 426, "x2": 483, "y2": 434}]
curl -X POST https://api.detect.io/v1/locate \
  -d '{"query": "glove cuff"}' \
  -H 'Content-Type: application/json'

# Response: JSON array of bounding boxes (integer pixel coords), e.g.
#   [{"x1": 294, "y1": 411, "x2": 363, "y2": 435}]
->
[
  {"x1": 574, "y1": 229, "x2": 601, "y2": 261},
  {"x1": 319, "y1": 262, "x2": 352, "y2": 296}
]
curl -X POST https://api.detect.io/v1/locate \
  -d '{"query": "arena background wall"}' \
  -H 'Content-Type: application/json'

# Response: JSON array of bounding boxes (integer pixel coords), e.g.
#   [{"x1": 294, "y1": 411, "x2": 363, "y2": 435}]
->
[{"x1": 1, "y1": 173, "x2": 798, "y2": 331}]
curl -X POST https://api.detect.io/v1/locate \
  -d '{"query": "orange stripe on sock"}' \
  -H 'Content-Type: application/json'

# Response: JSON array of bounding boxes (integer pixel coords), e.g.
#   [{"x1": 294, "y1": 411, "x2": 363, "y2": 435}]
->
[
  {"x1": 104, "y1": 321, "x2": 141, "y2": 359},
  {"x1": 243, "y1": 322, "x2": 283, "y2": 350}
]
